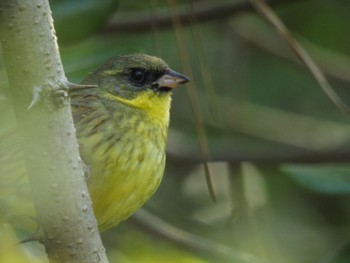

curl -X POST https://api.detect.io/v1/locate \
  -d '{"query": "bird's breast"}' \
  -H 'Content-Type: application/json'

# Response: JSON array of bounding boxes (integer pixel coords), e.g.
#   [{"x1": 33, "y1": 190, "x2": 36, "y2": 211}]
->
[{"x1": 76, "y1": 109, "x2": 168, "y2": 230}]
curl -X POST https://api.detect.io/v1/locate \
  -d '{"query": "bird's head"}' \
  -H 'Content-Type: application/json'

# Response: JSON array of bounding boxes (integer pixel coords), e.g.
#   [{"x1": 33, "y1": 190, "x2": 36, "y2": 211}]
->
[
  {"x1": 83, "y1": 54, "x2": 190, "y2": 101},
  {"x1": 75, "y1": 54, "x2": 190, "y2": 124}
]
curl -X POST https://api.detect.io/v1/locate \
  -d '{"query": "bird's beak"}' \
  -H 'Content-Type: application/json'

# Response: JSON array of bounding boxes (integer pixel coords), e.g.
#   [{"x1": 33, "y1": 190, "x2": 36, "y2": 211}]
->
[{"x1": 154, "y1": 68, "x2": 190, "y2": 89}]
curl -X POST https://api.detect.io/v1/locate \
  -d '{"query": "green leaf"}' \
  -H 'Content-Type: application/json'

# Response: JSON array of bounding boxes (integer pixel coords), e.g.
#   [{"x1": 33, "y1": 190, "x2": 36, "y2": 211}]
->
[{"x1": 283, "y1": 164, "x2": 350, "y2": 194}]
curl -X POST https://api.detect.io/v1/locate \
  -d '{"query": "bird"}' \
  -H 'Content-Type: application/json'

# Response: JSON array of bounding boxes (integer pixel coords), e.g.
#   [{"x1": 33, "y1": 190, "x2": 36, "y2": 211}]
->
[{"x1": 0, "y1": 53, "x2": 190, "y2": 231}]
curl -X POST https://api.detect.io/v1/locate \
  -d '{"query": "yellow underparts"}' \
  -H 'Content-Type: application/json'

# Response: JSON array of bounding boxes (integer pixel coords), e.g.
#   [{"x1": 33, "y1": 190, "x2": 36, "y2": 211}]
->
[
  {"x1": 82, "y1": 90, "x2": 172, "y2": 230},
  {"x1": 105, "y1": 90, "x2": 171, "y2": 127}
]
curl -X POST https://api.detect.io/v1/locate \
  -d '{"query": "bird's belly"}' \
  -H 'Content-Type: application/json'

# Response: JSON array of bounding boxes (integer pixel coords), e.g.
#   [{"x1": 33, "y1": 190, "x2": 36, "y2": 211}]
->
[{"x1": 83, "y1": 133, "x2": 166, "y2": 231}]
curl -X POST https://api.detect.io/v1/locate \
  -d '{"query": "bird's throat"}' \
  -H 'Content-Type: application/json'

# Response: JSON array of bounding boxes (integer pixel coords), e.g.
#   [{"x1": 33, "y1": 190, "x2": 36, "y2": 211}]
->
[{"x1": 105, "y1": 90, "x2": 171, "y2": 127}]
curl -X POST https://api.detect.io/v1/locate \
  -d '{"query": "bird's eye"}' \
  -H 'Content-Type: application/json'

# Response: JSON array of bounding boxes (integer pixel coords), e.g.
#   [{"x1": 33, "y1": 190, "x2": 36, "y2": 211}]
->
[{"x1": 129, "y1": 68, "x2": 147, "y2": 85}]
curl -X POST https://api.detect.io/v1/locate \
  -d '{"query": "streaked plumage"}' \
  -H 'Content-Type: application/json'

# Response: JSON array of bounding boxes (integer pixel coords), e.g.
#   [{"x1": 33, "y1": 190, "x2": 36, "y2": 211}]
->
[{"x1": 0, "y1": 54, "x2": 189, "y2": 231}]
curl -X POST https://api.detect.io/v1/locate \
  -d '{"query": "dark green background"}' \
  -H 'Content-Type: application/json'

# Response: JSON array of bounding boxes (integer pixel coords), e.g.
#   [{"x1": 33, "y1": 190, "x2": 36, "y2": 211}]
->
[{"x1": 1, "y1": 0, "x2": 350, "y2": 262}]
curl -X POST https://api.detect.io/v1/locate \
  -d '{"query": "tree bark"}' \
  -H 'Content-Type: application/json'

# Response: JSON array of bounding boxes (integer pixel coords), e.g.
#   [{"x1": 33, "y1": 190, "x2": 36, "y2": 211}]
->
[{"x1": 0, "y1": 1, "x2": 109, "y2": 262}]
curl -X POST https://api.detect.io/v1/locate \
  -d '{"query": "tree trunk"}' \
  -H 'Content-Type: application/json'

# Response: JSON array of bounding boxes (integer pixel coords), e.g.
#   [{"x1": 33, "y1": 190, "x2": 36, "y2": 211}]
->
[{"x1": 0, "y1": 1, "x2": 109, "y2": 262}]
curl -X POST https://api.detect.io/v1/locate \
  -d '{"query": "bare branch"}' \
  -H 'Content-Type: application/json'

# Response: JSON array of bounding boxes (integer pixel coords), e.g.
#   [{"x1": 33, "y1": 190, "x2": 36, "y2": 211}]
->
[
  {"x1": 167, "y1": 101, "x2": 350, "y2": 165},
  {"x1": 0, "y1": 1, "x2": 108, "y2": 262},
  {"x1": 103, "y1": 0, "x2": 307, "y2": 34},
  {"x1": 131, "y1": 209, "x2": 271, "y2": 263}
]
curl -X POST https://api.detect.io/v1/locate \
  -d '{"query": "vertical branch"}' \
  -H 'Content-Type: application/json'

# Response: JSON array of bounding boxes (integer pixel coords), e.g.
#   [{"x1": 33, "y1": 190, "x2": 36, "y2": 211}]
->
[
  {"x1": 167, "y1": 0, "x2": 216, "y2": 202},
  {"x1": 0, "y1": 1, "x2": 108, "y2": 262},
  {"x1": 187, "y1": 1, "x2": 221, "y2": 121}
]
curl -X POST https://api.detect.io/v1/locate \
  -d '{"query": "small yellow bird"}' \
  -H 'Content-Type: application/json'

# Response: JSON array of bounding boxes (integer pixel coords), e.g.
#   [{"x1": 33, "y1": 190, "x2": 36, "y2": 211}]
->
[{"x1": 0, "y1": 54, "x2": 189, "y2": 231}]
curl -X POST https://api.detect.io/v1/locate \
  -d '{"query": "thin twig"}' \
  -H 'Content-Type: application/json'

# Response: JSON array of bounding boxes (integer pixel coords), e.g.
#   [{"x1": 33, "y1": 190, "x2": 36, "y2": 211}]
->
[
  {"x1": 167, "y1": 148, "x2": 350, "y2": 166},
  {"x1": 249, "y1": 0, "x2": 350, "y2": 116},
  {"x1": 167, "y1": 0, "x2": 217, "y2": 202},
  {"x1": 131, "y1": 209, "x2": 272, "y2": 263},
  {"x1": 229, "y1": 21, "x2": 350, "y2": 83},
  {"x1": 187, "y1": 1, "x2": 221, "y2": 121},
  {"x1": 167, "y1": 97, "x2": 350, "y2": 165}
]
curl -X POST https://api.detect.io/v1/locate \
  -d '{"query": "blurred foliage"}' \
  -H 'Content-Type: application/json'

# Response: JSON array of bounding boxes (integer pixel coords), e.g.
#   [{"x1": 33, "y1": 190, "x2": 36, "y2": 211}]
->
[
  {"x1": 284, "y1": 164, "x2": 350, "y2": 194},
  {"x1": 51, "y1": 0, "x2": 119, "y2": 43},
  {"x1": 1, "y1": 0, "x2": 350, "y2": 262}
]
